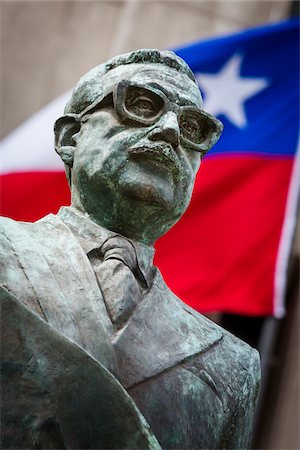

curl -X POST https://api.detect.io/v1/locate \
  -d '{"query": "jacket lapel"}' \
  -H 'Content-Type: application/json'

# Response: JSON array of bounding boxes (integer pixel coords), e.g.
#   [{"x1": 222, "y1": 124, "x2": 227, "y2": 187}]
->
[
  {"x1": 113, "y1": 270, "x2": 223, "y2": 388},
  {"x1": 3, "y1": 214, "x2": 118, "y2": 377}
]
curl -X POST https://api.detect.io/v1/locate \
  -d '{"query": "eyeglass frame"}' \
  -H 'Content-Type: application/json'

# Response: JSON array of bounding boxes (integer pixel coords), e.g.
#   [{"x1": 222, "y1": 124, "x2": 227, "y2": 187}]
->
[{"x1": 69, "y1": 80, "x2": 223, "y2": 155}]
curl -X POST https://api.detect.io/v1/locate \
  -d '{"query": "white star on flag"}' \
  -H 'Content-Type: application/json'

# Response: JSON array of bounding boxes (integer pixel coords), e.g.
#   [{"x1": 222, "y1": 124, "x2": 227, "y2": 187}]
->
[{"x1": 196, "y1": 54, "x2": 269, "y2": 128}]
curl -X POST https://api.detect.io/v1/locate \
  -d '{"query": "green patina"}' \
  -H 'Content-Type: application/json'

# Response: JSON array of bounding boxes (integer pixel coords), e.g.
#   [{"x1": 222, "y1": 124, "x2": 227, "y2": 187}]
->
[{"x1": 1, "y1": 49, "x2": 260, "y2": 450}]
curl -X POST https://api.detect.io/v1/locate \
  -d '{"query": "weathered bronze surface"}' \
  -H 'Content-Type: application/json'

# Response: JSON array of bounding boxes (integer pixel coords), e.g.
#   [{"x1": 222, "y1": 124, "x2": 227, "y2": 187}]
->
[{"x1": 0, "y1": 49, "x2": 260, "y2": 449}]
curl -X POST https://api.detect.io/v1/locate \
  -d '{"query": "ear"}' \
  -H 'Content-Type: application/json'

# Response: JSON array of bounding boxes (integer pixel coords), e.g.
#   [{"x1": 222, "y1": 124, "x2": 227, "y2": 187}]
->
[{"x1": 54, "y1": 114, "x2": 81, "y2": 167}]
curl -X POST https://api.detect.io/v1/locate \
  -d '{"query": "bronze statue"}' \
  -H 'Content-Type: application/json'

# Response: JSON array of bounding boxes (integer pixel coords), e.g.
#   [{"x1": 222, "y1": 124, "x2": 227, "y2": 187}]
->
[{"x1": 1, "y1": 49, "x2": 260, "y2": 449}]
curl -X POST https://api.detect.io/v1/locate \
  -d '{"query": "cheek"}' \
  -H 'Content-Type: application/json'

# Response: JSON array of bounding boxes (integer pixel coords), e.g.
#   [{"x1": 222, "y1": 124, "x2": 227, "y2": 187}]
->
[
  {"x1": 183, "y1": 155, "x2": 201, "y2": 199},
  {"x1": 179, "y1": 149, "x2": 201, "y2": 184},
  {"x1": 192, "y1": 158, "x2": 201, "y2": 180},
  {"x1": 187, "y1": 156, "x2": 201, "y2": 190},
  {"x1": 187, "y1": 151, "x2": 201, "y2": 173}
]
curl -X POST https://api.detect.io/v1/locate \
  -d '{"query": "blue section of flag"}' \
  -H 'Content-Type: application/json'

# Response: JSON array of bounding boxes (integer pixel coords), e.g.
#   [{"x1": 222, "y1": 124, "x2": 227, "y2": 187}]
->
[{"x1": 174, "y1": 19, "x2": 300, "y2": 157}]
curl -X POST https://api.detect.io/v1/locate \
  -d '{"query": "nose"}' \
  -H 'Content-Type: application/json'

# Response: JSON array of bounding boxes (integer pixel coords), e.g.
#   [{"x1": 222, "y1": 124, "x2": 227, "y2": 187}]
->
[{"x1": 148, "y1": 111, "x2": 180, "y2": 149}]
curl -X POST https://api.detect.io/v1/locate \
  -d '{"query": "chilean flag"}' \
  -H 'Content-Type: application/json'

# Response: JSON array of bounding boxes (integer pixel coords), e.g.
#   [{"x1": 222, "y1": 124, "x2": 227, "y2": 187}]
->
[{"x1": 1, "y1": 19, "x2": 299, "y2": 318}]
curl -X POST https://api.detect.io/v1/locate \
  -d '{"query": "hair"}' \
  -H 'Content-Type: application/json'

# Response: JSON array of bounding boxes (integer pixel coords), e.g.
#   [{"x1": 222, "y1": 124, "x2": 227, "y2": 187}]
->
[
  {"x1": 104, "y1": 49, "x2": 196, "y2": 80},
  {"x1": 64, "y1": 49, "x2": 197, "y2": 115}
]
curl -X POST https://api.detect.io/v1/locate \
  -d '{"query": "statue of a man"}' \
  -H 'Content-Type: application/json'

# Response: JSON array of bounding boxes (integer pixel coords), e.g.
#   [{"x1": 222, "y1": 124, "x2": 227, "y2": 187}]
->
[{"x1": 1, "y1": 49, "x2": 260, "y2": 449}]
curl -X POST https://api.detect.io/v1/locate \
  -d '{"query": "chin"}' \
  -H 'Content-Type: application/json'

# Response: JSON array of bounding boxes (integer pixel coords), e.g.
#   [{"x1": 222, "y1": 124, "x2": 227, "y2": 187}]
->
[{"x1": 121, "y1": 177, "x2": 180, "y2": 211}]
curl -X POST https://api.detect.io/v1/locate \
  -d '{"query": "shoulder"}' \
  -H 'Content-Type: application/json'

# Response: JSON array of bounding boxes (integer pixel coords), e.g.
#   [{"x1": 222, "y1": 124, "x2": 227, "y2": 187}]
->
[
  {"x1": 0, "y1": 214, "x2": 57, "y2": 259},
  {"x1": 180, "y1": 305, "x2": 261, "y2": 409},
  {"x1": 0, "y1": 213, "x2": 73, "y2": 248},
  {"x1": 0, "y1": 215, "x2": 31, "y2": 264},
  {"x1": 0, "y1": 215, "x2": 57, "y2": 244},
  {"x1": 0, "y1": 214, "x2": 64, "y2": 296},
  {"x1": 155, "y1": 269, "x2": 260, "y2": 383},
  {"x1": 0, "y1": 216, "x2": 39, "y2": 312},
  {"x1": 0, "y1": 215, "x2": 28, "y2": 237}
]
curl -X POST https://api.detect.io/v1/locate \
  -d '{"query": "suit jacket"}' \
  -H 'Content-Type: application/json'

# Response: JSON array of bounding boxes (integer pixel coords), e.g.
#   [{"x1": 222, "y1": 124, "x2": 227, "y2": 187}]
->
[{"x1": 0, "y1": 211, "x2": 260, "y2": 449}]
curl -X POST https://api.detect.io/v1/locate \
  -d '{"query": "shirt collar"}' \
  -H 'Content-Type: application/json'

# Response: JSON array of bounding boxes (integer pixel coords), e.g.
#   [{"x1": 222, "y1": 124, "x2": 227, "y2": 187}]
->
[{"x1": 58, "y1": 206, "x2": 155, "y2": 287}]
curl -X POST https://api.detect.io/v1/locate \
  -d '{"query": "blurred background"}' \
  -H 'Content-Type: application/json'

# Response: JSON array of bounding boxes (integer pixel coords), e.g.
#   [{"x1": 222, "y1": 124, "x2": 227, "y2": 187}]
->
[
  {"x1": 1, "y1": 0, "x2": 297, "y2": 138},
  {"x1": 1, "y1": 1, "x2": 299, "y2": 449}
]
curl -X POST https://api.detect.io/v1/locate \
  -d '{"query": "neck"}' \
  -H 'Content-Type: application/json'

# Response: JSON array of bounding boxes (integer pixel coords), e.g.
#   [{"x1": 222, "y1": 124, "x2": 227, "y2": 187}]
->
[{"x1": 70, "y1": 199, "x2": 175, "y2": 246}]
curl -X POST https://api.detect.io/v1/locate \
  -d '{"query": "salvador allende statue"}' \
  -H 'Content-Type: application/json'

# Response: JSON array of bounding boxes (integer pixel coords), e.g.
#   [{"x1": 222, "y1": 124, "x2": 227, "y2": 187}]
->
[{"x1": 0, "y1": 49, "x2": 260, "y2": 450}]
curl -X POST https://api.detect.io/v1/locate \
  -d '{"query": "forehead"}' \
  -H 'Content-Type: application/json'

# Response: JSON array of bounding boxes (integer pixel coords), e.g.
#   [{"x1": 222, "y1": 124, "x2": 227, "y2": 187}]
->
[
  {"x1": 129, "y1": 65, "x2": 203, "y2": 107},
  {"x1": 102, "y1": 63, "x2": 203, "y2": 108}
]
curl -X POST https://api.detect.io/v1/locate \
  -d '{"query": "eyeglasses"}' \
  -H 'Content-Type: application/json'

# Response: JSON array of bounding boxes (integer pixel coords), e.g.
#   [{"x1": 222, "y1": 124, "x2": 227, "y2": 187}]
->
[{"x1": 80, "y1": 81, "x2": 223, "y2": 155}]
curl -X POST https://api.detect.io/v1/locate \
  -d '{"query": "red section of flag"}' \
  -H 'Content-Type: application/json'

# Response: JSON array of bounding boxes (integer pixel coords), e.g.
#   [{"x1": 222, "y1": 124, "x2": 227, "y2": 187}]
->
[
  {"x1": 0, "y1": 154, "x2": 293, "y2": 316},
  {"x1": 0, "y1": 172, "x2": 70, "y2": 222},
  {"x1": 154, "y1": 154, "x2": 293, "y2": 316}
]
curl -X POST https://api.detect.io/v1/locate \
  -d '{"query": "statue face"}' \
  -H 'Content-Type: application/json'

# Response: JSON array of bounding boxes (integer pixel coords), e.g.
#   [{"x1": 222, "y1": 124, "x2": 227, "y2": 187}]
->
[{"x1": 70, "y1": 65, "x2": 221, "y2": 241}]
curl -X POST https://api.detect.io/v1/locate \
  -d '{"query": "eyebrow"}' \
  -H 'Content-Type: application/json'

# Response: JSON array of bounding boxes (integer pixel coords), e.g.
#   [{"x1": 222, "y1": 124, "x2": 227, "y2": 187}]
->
[{"x1": 145, "y1": 82, "x2": 200, "y2": 108}]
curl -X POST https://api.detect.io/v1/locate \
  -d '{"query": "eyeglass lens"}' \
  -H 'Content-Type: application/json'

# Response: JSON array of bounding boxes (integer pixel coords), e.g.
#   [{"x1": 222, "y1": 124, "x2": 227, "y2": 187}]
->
[{"x1": 125, "y1": 86, "x2": 164, "y2": 120}]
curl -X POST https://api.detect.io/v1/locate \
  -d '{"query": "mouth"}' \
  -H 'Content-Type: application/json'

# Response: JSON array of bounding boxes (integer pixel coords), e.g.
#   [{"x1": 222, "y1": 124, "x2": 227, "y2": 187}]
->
[{"x1": 128, "y1": 142, "x2": 182, "y2": 177}]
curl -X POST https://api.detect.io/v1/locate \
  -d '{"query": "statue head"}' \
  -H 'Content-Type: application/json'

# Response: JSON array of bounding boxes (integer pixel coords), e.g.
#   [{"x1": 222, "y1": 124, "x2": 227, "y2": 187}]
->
[{"x1": 54, "y1": 49, "x2": 222, "y2": 244}]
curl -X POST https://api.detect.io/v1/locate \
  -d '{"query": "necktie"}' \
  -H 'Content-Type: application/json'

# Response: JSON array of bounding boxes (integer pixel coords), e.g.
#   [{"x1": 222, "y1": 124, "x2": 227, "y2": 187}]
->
[{"x1": 89, "y1": 236, "x2": 146, "y2": 329}]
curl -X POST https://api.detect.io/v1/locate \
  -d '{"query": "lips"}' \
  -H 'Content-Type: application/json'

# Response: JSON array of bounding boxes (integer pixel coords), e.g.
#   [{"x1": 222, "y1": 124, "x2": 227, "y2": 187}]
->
[{"x1": 128, "y1": 142, "x2": 182, "y2": 176}]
